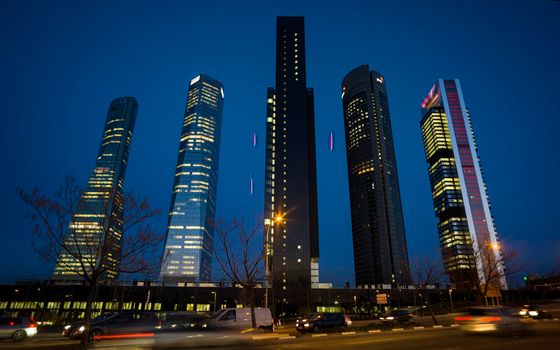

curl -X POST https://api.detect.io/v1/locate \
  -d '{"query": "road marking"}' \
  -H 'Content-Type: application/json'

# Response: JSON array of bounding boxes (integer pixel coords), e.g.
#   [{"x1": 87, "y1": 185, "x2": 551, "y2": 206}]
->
[
  {"x1": 341, "y1": 331, "x2": 356, "y2": 335},
  {"x1": 368, "y1": 329, "x2": 382, "y2": 333},
  {"x1": 451, "y1": 324, "x2": 460, "y2": 327},
  {"x1": 311, "y1": 333, "x2": 328, "y2": 337},
  {"x1": 252, "y1": 334, "x2": 282, "y2": 340},
  {"x1": 280, "y1": 336, "x2": 296, "y2": 340},
  {"x1": 433, "y1": 325, "x2": 444, "y2": 328},
  {"x1": 392, "y1": 328, "x2": 404, "y2": 331},
  {"x1": 413, "y1": 326, "x2": 425, "y2": 330}
]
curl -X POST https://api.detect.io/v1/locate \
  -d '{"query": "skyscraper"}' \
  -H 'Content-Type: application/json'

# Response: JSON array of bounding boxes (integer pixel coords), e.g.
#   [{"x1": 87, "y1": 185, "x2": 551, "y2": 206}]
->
[
  {"x1": 420, "y1": 79, "x2": 507, "y2": 290},
  {"x1": 160, "y1": 74, "x2": 224, "y2": 284},
  {"x1": 54, "y1": 97, "x2": 138, "y2": 280},
  {"x1": 341, "y1": 65, "x2": 410, "y2": 287},
  {"x1": 264, "y1": 17, "x2": 319, "y2": 308}
]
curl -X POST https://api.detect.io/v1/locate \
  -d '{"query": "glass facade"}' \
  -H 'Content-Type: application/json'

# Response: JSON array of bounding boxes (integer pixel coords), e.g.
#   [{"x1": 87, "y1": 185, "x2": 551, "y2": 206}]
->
[
  {"x1": 341, "y1": 65, "x2": 410, "y2": 287},
  {"x1": 160, "y1": 74, "x2": 224, "y2": 284},
  {"x1": 54, "y1": 97, "x2": 138, "y2": 280},
  {"x1": 264, "y1": 17, "x2": 320, "y2": 308},
  {"x1": 420, "y1": 80, "x2": 507, "y2": 290}
]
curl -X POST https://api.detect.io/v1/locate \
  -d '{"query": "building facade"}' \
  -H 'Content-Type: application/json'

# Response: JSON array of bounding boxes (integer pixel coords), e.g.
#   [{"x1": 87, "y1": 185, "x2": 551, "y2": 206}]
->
[
  {"x1": 54, "y1": 97, "x2": 138, "y2": 280},
  {"x1": 160, "y1": 74, "x2": 224, "y2": 284},
  {"x1": 264, "y1": 16, "x2": 320, "y2": 310},
  {"x1": 341, "y1": 65, "x2": 410, "y2": 287},
  {"x1": 420, "y1": 79, "x2": 507, "y2": 290}
]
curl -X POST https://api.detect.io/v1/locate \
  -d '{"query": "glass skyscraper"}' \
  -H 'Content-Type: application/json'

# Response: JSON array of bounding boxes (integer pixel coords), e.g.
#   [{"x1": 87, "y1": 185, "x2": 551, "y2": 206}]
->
[
  {"x1": 160, "y1": 74, "x2": 224, "y2": 284},
  {"x1": 264, "y1": 17, "x2": 320, "y2": 309},
  {"x1": 54, "y1": 97, "x2": 138, "y2": 280},
  {"x1": 341, "y1": 65, "x2": 410, "y2": 287},
  {"x1": 420, "y1": 79, "x2": 507, "y2": 290}
]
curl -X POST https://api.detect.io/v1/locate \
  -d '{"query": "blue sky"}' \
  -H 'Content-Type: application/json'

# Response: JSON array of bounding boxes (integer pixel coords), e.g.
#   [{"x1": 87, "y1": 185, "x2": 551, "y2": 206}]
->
[{"x1": 1, "y1": 0, "x2": 559, "y2": 286}]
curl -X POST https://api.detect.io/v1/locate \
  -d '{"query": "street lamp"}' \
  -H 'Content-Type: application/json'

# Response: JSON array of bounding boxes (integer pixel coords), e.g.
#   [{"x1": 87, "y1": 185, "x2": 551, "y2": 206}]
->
[
  {"x1": 211, "y1": 291, "x2": 217, "y2": 312},
  {"x1": 448, "y1": 289, "x2": 454, "y2": 313},
  {"x1": 264, "y1": 214, "x2": 284, "y2": 310}
]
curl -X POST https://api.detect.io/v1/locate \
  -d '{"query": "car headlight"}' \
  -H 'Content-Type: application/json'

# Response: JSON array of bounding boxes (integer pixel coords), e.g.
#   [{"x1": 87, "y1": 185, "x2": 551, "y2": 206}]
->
[
  {"x1": 64, "y1": 325, "x2": 71, "y2": 330},
  {"x1": 528, "y1": 311, "x2": 539, "y2": 316},
  {"x1": 78, "y1": 326, "x2": 85, "y2": 332},
  {"x1": 519, "y1": 310, "x2": 526, "y2": 316},
  {"x1": 386, "y1": 316, "x2": 394, "y2": 320},
  {"x1": 304, "y1": 323, "x2": 310, "y2": 327},
  {"x1": 202, "y1": 324, "x2": 207, "y2": 328}
]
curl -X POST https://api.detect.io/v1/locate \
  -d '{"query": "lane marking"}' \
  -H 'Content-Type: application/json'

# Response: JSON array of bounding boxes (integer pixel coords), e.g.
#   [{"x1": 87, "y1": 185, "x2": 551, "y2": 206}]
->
[
  {"x1": 368, "y1": 329, "x2": 382, "y2": 333},
  {"x1": 413, "y1": 326, "x2": 425, "y2": 330},
  {"x1": 433, "y1": 325, "x2": 444, "y2": 328},
  {"x1": 311, "y1": 333, "x2": 328, "y2": 337},
  {"x1": 280, "y1": 335, "x2": 296, "y2": 340},
  {"x1": 392, "y1": 328, "x2": 404, "y2": 331},
  {"x1": 341, "y1": 331, "x2": 356, "y2": 335},
  {"x1": 451, "y1": 324, "x2": 460, "y2": 327}
]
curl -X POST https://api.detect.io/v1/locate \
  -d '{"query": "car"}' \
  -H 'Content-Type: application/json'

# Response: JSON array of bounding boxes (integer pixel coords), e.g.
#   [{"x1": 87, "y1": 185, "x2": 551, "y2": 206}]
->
[
  {"x1": 379, "y1": 309, "x2": 416, "y2": 325},
  {"x1": 455, "y1": 306, "x2": 529, "y2": 334},
  {"x1": 74, "y1": 312, "x2": 162, "y2": 341},
  {"x1": 296, "y1": 312, "x2": 351, "y2": 333},
  {"x1": 203, "y1": 308, "x2": 274, "y2": 332},
  {"x1": 518, "y1": 305, "x2": 553, "y2": 320},
  {"x1": 161, "y1": 311, "x2": 209, "y2": 330},
  {"x1": 63, "y1": 312, "x2": 117, "y2": 339},
  {"x1": 0, "y1": 316, "x2": 38, "y2": 342}
]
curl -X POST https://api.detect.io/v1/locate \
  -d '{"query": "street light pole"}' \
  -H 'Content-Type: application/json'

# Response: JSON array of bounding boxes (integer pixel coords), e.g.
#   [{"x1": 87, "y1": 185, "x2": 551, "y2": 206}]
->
[
  {"x1": 448, "y1": 289, "x2": 454, "y2": 313},
  {"x1": 418, "y1": 293, "x2": 424, "y2": 317},
  {"x1": 264, "y1": 214, "x2": 283, "y2": 311},
  {"x1": 211, "y1": 291, "x2": 217, "y2": 312}
]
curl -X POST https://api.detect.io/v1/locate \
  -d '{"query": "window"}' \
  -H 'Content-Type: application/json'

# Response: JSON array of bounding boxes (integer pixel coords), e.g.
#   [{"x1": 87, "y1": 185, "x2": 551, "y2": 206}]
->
[{"x1": 220, "y1": 310, "x2": 236, "y2": 321}]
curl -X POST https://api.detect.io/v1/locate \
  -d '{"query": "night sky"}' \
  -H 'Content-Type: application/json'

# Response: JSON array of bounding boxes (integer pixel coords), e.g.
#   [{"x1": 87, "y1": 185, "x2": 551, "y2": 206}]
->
[{"x1": 1, "y1": 0, "x2": 559, "y2": 287}]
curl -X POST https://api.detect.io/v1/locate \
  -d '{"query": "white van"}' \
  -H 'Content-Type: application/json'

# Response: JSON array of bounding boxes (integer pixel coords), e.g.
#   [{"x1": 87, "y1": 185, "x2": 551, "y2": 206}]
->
[{"x1": 204, "y1": 307, "x2": 273, "y2": 332}]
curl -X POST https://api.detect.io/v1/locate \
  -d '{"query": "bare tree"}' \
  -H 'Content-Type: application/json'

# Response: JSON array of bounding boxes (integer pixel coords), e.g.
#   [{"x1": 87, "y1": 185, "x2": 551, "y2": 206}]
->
[
  {"x1": 213, "y1": 216, "x2": 265, "y2": 329},
  {"x1": 18, "y1": 176, "x2": 162, "y2": 345},
  {"x1": 410, "y1": 254, "x2": 445, "y2": 325},
  {"x1": 468, "y1": 241, "x2": 528, "y2": 305}
]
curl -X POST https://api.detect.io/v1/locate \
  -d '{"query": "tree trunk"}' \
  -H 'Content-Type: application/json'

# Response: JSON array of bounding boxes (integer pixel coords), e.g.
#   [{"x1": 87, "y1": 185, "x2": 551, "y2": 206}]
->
[
  {"x1": 249, "y1": 287, "x2": 257, "y2": 329},
  {"x1": 81, "y1": 278, "x2": 98, "y2": 346},
  {"x1": 425, "y1": 290, "x2": 438, "y2": 325}
]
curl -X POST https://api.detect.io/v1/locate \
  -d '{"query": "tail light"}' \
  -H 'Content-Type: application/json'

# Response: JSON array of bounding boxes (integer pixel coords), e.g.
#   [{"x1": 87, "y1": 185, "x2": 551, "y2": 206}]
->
[
  {"x1": 454, "y1": 316, "x2": 473, "y2": 321},
  {"x1": 28, "y1": 323, "x2": 37, "y2": 328},
  {"x1": 9, "y1": 321, "x2": 15, "y2": 326}
]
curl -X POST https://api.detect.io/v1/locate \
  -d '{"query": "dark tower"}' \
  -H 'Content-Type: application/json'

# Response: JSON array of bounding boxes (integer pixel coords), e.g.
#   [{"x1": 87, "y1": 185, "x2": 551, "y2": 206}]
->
[
  {"x1": 54, "y1": 97, "x2": 138, "y2": 280},
  {"x1": 341, "y1": 65, "x2": 410, "y2": 287},
  {"x1": 264, "y1": 17, "x2": 319, "y2": 312}
]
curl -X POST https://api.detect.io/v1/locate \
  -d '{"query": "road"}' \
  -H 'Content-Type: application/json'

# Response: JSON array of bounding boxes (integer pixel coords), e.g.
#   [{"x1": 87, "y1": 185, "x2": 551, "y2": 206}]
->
[{"x1": 1, "y1": 321, "x2": 559, "y2": 350}]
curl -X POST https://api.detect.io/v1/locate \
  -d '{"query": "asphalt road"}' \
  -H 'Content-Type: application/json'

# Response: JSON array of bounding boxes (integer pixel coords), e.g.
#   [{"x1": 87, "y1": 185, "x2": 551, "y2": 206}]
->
[{"x1": 1, "y1": 321, "x2": 559, "y2": 350}]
